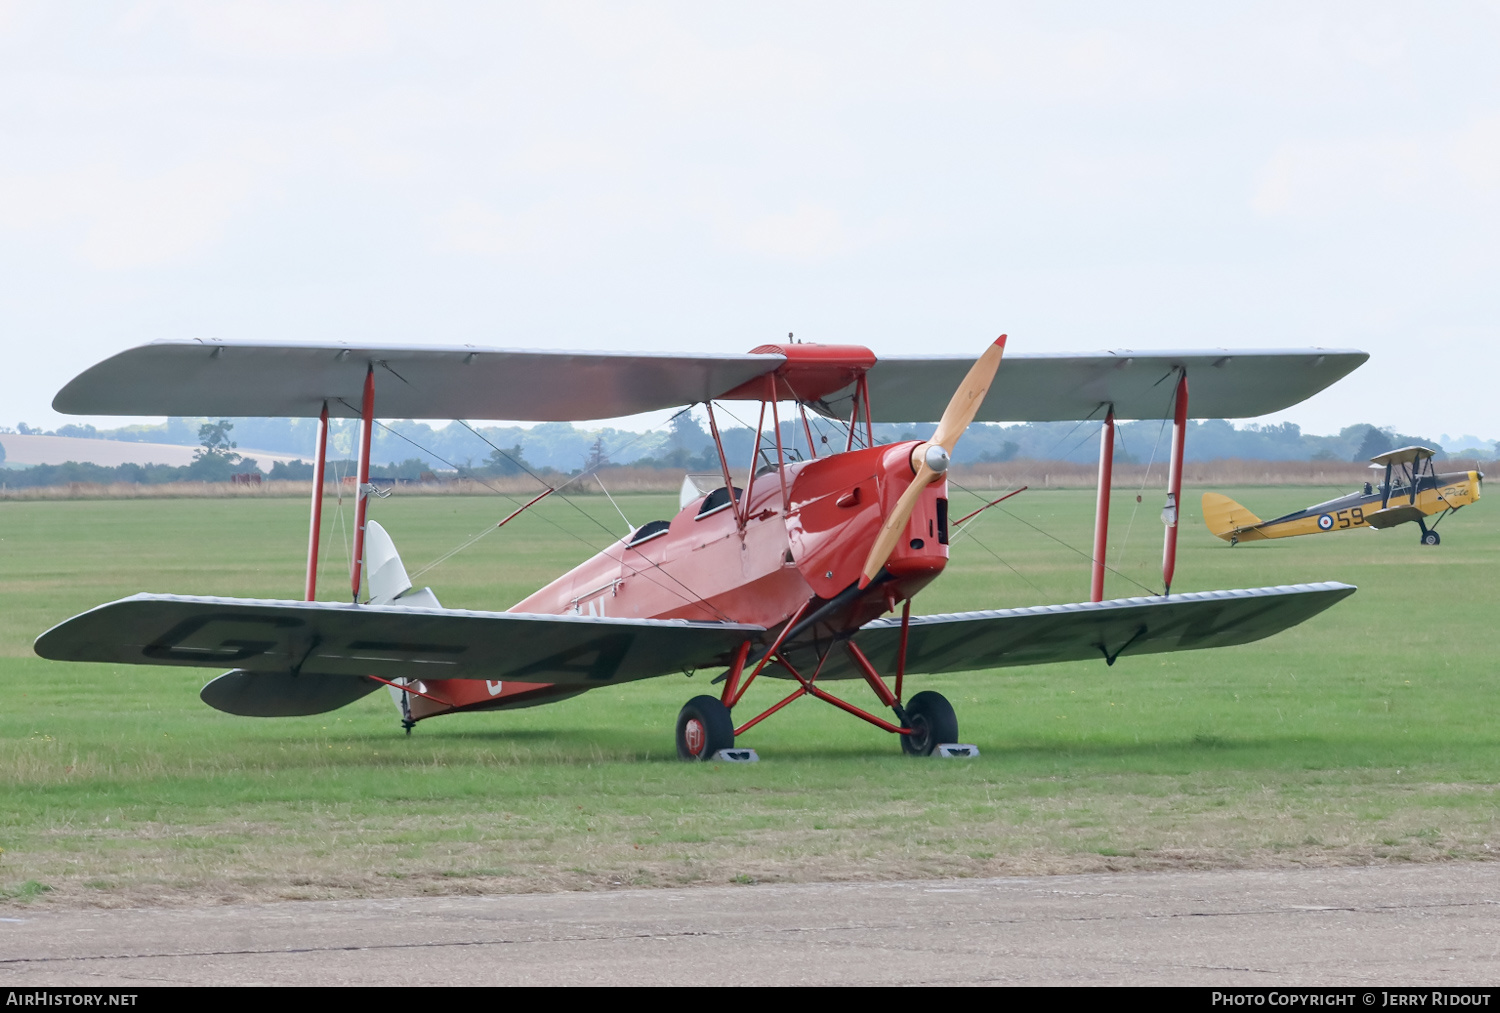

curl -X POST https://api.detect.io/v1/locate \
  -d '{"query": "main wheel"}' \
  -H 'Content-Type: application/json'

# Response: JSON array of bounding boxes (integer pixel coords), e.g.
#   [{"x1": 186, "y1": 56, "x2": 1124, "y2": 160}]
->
[
  {"x1": 900, "y1": 690, "x2": 958, "y2": 757},
  {"x1": 676, "y1": 695, "x2": 735, "y2": 761},
  {"x1": 1421, "y1": 529, "x2": 1440, "y2": 546}
]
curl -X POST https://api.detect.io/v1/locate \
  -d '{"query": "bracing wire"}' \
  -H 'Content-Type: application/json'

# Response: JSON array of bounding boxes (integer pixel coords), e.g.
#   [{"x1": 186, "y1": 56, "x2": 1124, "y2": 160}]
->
[
  {"x1": 330, "y1": 452, "x2": 352, "y2": 580},
  {"x1": 593, "y1": 473, "x2": 635, "y2": 534},
  {"x1": 369, "y1": 410, "x2": 735, "y2": 621},
  {"x1": 1110, "y1": 370, "x2": 1181, "y2": 576},
  {"x1": 948, "y1": 522, "x2": 1045, "y2": 595},
  {"x1": 946, "y1": 475, "x2": 1159, "y2": 597},
  {"x1": 710, "y1": 400, "x2": 782, "y2": 469},
  {"x1": 448, "y1": 412, "x2": 735, "y2": 617}
]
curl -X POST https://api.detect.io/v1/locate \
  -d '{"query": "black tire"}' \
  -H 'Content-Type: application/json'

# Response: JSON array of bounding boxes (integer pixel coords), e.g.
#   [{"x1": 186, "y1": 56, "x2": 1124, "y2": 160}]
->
[
  {"x1": 1421, "y1": 529, "x2": 1440, "y2": 546},
  {"x1": 676, "y1": 695, "x2": 734, "y2": 761},
  {"x1": 900, "y1": 690, "x2": 958, "y2": 757}
]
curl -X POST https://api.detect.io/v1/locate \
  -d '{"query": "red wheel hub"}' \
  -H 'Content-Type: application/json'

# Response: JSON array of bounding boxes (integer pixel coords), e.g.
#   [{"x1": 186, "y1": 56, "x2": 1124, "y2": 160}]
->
[{"x1": 684, "y1": 717, "x2": 706, "y2": 756}]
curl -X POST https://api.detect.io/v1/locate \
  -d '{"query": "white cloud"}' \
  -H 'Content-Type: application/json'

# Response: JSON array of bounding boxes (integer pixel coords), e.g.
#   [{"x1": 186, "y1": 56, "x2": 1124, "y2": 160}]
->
[
  {"x1": 4, "y1": 3, "x2": 1500, "y2": 439},
  {"x1": 732, "y1": 203, "x2": 850, "y2": 262},
  {"x1": 0, "y1": 157, "x2": 264, "y2": 270},
  {"x1": 1451, "y1": 116, "x2": 1500, "y2": 191},
  {"x1": 1254, "y1": 136, "x2": 1440, "y2": 218},
  {"x1": 148, "y1": 0, "x2": 396, "y2": 60}
]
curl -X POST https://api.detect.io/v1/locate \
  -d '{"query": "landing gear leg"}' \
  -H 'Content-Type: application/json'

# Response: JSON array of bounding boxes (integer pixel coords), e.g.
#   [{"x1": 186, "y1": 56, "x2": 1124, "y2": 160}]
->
[
  {"x1": 1419, "y1": 521, "x2": 1440, "y2": 546},
  {"x1": 900, "y1": 691, "x2": 958, "y2": 757}
]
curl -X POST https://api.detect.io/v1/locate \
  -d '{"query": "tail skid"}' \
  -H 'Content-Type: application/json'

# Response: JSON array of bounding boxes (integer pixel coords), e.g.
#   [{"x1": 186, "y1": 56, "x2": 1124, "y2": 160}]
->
[{"x1": 362, "y1": 520, "x2": 443, "y2": 722}]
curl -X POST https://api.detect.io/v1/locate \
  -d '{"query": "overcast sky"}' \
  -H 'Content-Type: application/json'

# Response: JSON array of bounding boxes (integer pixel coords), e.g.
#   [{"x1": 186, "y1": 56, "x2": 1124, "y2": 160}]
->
[{"x1": 3, "y1": 2, "x2": 1498, "y2": 443}]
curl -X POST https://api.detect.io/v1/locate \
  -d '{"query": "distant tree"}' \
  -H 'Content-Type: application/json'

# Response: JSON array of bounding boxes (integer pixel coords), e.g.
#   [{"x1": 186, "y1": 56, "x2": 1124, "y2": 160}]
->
[
  {"x1": 585, "y1": 436, "x2": 609, "y2": 470},
  {"x1": 16, "y1": 422, "x2": 37, "y2": 435},
  {"x1": 978, "y1": 441, "x2": 1020, "y2": 463},
  {"x1": 54, "y1": 424, "x2": 99, "y2": 439},
  {"x1": 269, "y1": 459, "x2": 315, "y2": 481},
  {"x1": 195, "y1": 420, "x2": 241, "y2": 463},
  {"x1": 485, "y1": 443, "x2": 529, "y2": 476},
  {"x1": 1354, "y1": 426, "x2": 1393, "y2": 462},
  {"x1": 363, "y1": 457, "x2": 447, "y2": 481},
  {"x1": 668, "y1": 412, "x2": 709, "y2": 452},
  {"x1": 190, "y1": 419, "x2": 245, "y2": 480}
]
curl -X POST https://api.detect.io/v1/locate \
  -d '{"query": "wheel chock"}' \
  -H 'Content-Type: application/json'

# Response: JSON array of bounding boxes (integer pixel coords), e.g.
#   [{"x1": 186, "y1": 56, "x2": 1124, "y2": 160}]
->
[
  {"x1": 713, "y1": 748, "x2": 759, "y2": 763},
  {"x1": 934, "y1": 743, "x2": 979, "y2": 758}
]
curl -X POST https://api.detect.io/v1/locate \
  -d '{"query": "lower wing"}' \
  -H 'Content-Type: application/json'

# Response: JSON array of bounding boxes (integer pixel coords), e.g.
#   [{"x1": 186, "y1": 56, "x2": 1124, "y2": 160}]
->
[
  {"x1": 1365, "y1": 505, "x2": 1427, "y2": 529},
  {"x1": 35, "y1": 594, "x2": 764, "y2": 686},
  {"x1": 801, "y1": 582, "x2": 1355, "y2": 679}
]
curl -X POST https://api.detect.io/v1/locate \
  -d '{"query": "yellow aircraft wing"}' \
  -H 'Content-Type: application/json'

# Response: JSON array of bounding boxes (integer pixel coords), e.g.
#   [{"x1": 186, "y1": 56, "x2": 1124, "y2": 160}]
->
[
  {"x1": 1365, "y1": 505, "x2": 1427, "y2": 529},
  {"x1": 1368, "y1": 445, "x2": 1437, "y2": 468}
]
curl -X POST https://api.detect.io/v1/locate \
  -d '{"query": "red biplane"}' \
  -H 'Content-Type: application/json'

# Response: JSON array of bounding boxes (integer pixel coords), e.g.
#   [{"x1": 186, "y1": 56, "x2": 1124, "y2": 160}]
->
[{"x1": 36, "y1": 337, "x2": 1365, "y2": 758}]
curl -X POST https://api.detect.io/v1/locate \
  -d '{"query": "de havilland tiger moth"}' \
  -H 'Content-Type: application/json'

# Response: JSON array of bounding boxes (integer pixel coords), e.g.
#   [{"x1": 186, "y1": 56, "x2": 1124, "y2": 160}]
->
[
  {"x1": 35, "y1": 337, "x2": 1367, "y2": 759},
  {"x1": 1203, "y1": 445, "x2": 1482, "y2": 547}
]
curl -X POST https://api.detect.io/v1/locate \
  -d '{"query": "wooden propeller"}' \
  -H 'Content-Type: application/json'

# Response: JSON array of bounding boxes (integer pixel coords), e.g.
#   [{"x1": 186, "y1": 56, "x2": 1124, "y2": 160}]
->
[{"x1": 858, "y1": 334, "x2": 1007, "y2": 588}]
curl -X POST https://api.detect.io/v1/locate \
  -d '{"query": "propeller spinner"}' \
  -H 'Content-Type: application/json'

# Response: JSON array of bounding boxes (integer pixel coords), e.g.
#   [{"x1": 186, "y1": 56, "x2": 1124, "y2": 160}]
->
[{"x1": 858, "y1": 334, "x2": 1007, "y2": 589}]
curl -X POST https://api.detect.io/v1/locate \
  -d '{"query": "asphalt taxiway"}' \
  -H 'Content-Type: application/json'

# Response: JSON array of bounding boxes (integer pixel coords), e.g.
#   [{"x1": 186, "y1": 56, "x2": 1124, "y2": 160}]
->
[{"x1": 2, "y1": 863, "x2": 1496, "y2": 986}]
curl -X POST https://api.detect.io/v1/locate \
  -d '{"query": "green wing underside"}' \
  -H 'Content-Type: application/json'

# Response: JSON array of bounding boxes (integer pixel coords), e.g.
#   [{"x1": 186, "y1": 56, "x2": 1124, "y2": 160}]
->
[
  {"x1": 795, "y1": 582, "x2": 1357, "y2": 680},
  {"x1": 34, "y1": 595, "x2": 765, "y2": 687},
  {"x1": 36, "y1": 583, "x2": 1354, "y2": 689}
]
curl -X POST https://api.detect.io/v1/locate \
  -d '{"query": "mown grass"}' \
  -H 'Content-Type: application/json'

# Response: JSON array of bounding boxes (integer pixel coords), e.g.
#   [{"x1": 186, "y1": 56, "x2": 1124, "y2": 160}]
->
[{"x1": 1, "y1": 480, "x2": 1496, "y2": 907}]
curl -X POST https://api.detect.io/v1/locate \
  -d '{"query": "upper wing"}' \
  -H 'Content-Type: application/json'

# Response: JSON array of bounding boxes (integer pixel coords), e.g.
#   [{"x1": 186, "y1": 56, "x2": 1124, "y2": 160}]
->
[
  {"x1": 34, "y1": 594, "x2": 764, "y2": 686},
  {"x1": 827, "y1": 350, "x2": 1368, "y2": 422},
  {"x1": 54, "y1": 341, "x2": 1365, "y2": 424},
  {"x1": 1369, "y1": 445, "x2": 1437, "y2": 467},
  {"x1": 52, "y1": 341, "x2": 784, "y2": 422},
  {"x1": 796, "y1": 583, "x2": 1355, "y2": 679}
]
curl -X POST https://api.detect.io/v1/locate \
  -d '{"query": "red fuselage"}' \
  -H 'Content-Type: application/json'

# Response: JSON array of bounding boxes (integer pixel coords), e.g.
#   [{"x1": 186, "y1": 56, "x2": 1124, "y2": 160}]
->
[{"x1": 406, "y1": 442, "x2": 950, "y2": 721}]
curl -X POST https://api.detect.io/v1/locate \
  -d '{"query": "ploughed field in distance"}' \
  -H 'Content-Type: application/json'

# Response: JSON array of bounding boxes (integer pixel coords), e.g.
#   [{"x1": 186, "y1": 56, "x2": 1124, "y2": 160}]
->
[{"x1": 2, "y1": 487, "x2": 1495, "y2": 908}]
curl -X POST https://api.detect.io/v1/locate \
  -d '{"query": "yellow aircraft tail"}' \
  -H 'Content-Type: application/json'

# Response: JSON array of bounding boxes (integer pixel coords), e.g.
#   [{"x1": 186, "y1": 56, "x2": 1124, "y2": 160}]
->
[{"x1": 1202, "y1": 492, "x2": 1262, "y2": 542}]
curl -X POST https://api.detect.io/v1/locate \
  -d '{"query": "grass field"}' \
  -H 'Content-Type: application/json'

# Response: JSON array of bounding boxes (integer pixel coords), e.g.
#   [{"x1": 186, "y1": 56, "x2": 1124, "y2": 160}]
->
[{"x1": 2, "y1": 480, "x2": 1497, "y2": 909}]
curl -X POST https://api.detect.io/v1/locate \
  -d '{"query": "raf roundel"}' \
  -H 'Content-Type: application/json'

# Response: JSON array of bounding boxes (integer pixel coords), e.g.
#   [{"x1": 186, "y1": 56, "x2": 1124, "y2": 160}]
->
[{"x1": 1317, "y1": 514, "x2": 1335, "y2": 530}]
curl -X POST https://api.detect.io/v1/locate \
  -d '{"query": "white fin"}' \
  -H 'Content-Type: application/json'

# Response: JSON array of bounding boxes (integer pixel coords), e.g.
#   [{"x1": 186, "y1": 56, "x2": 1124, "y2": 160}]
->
[
  {"x1": 394, "y1": 586, "x2": 441, "y2": 608},
  {"x1": 362, "y1": 521, "x2": 443, "y2": 716},
  {"x1": 364, "y1": 520, "x2": 412, "y2": 605}
]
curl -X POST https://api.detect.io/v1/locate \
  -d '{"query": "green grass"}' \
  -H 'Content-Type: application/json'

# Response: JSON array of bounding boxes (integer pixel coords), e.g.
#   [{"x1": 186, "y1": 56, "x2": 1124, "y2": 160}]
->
[{"x1": 1, "y1": 482, "x2": 1497, "y2": 907}]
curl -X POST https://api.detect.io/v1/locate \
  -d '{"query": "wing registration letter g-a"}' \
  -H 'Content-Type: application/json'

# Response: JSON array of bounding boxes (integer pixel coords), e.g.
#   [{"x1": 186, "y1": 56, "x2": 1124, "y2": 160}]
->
[{"x1": 35, "y1": 594, "x2": 765, "y2": 688}]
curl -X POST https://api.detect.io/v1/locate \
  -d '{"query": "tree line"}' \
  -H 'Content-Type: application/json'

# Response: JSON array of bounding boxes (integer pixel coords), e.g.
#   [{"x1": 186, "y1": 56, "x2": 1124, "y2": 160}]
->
[{"x1": 1, "y1": 414, "x2": 1490, "y2": 489}]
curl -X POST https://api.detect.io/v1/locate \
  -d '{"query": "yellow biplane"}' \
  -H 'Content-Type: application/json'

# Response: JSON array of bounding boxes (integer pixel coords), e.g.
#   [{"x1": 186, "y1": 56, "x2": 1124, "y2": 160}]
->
[{"x1": 1204, "y1": 446, "x2": 1482, "y2": 547}]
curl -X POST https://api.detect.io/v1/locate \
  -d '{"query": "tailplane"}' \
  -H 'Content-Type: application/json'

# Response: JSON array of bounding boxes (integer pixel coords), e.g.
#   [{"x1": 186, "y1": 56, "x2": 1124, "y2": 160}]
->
[
  {"x1": 1201, "y1": 492, "x2": 1261, "y2": 541},
  {"x1": 197, "y1": 520, "x2": 442, "y2": 718}
]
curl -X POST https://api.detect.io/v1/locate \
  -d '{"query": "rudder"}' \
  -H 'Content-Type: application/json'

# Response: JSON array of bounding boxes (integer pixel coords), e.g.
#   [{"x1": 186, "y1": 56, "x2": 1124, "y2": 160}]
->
[{"x1": 1201, "y1": 492, "x2": 1261, "y2": 541}]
